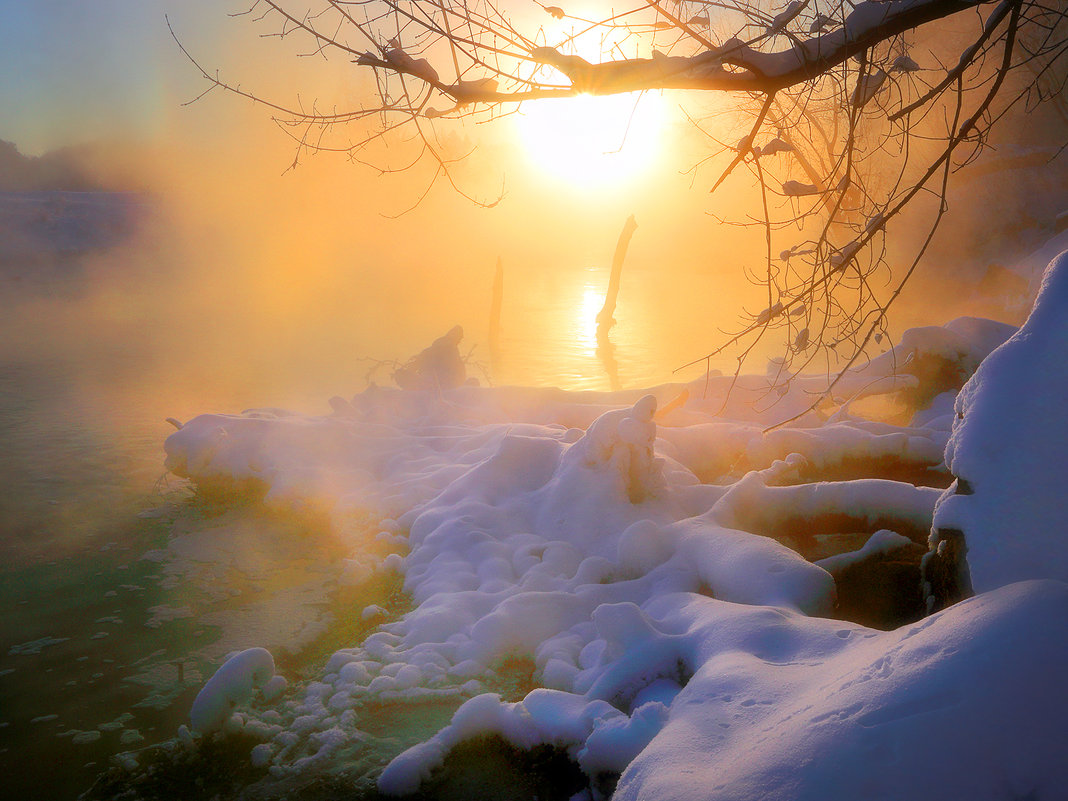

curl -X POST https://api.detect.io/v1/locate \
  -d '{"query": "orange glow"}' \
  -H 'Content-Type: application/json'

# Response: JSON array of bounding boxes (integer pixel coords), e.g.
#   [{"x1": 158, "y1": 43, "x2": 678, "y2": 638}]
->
[{"x1": 514, "y1": 91, "x2": 666, "y2": 187}]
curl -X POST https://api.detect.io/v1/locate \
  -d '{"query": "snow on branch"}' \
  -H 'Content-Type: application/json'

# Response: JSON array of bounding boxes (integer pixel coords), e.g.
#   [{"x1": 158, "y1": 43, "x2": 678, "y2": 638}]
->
[{"x1": 348, "y1": 0, "x2": 999, "y2": 101}]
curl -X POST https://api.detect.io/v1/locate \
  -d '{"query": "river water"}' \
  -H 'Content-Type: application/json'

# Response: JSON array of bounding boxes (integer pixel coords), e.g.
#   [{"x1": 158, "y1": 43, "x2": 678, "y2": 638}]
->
[{"x1": 0, "y1": 195, "x2": 736, "y2": 799}]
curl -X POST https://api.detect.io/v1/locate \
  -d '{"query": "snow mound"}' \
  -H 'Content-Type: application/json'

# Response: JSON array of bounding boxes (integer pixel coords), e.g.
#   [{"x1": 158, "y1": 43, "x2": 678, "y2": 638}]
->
[
  {"x1": 383, "y1": 581, "x2": 1068, "y2": 800},
  {"x1": 816, "y1": 528, "x2": 914, "y2": 575},
  {"x1": 616, "y1": 580, "x2": 1068, "y2": 801},
  {"x1": 157, "y1": 308, "x2": 1066, "y2": 796},
  {"x1": 930, "y1": 250, "x2": 1068, "y2": 599},
  {"x1": 190, "y1": 647, "x2": 280, "y2": 733}
]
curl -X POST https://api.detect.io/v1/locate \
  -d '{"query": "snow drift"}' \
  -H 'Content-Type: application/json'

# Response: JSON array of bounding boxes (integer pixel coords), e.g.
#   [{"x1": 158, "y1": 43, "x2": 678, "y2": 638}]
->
[
  {"x1": 156, "y1": 255, "x2": 1067, "y2": 799},
  {"x1": 928, "y1": 249, "x2": 1068, "y2": 607}
]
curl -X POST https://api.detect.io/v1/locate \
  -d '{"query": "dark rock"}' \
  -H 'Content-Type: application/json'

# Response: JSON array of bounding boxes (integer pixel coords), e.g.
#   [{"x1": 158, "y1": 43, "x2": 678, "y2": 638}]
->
[
  {"x1": 922, "y1": 526, "x2": 974, "y2": 615},
  {"x1": 829, "y1": 541, "x2": 927, "y2": 630}
]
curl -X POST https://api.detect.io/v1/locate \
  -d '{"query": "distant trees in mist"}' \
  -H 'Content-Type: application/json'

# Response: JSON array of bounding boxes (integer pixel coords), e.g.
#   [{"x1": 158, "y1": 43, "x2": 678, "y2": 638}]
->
[{"x1": 0, "y1": 140, "x2": 107, "y2": 193}]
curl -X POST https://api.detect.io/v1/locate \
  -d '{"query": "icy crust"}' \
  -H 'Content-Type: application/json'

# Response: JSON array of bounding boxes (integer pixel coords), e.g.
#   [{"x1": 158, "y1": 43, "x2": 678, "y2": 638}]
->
[
  {"x1": 933, "y1": 251, "x2": 1068, "y2": 592},
  {"x1": 159, "y1": 314, "x2": 1040, "y2": 793}
]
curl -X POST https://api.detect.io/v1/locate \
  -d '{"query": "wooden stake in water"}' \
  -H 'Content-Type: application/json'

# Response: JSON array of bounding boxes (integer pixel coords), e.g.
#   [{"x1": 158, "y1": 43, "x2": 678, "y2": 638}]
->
[{"x1": 597, "y1": 215, "x2": 638, "y2": 332}]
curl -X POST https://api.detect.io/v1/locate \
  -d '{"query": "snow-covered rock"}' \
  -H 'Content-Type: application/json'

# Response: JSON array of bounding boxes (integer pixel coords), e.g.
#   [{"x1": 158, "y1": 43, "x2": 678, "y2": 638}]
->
[
  {"x1": 927, "y1": 250, "x2": 1068, "y2": 608},
  {"x1": 190, "y1": 647, "x2": 279, "y2": 733},
  {"x1": 383, "y1": 582, "x2": 1068, "y2": 800},
  {"x1": 156, "y1": 307, "x2": 1064, "y2": 796}
]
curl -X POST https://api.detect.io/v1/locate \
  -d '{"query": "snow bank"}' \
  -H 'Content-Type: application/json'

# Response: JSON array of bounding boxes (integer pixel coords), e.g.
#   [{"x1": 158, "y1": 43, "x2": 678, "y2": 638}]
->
[
  {"x1": 384, "y1": 582, "x2": 1068, "y2": 799},
  {"x1": 616, "y1": 580, "x2": 1068, "y2": 801},
  {"x1": 931, "y1": 250, "x2": 1068, "y2": 597},
  {"x1": 656, "y1": 417, "x2": 947, "y2": 482},
  {"x1": 163, "y1": 309, "x2": 1063, "y2": 796}
]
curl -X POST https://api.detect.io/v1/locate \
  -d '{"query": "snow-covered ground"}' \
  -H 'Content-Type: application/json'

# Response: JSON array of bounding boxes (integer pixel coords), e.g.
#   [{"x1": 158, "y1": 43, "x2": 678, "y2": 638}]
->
[{"x1": 142, "y1": 254, "x2": 1068, "y2": 798}]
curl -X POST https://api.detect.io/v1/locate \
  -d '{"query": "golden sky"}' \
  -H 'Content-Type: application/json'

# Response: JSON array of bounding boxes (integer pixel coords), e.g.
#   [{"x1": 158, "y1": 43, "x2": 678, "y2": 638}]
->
[{"x1": 1, "y1": 2, "x2": 1043, "y2": 400}]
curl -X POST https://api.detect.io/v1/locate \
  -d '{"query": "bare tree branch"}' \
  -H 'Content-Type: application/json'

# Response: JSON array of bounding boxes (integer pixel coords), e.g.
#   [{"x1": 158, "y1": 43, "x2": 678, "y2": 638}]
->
[{"x1": 175, "y1": 0, "x2": 1067, "y2": 412}]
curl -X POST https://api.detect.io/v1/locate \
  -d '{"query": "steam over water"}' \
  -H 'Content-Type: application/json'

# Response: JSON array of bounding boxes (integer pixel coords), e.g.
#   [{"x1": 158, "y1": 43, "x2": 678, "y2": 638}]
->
[
  {"x1": 0, "y1": 174, "x2": 1055, "y2": 798},
  {"x1": 0, "y1": 193, "x2": 726, "y2": 799}
]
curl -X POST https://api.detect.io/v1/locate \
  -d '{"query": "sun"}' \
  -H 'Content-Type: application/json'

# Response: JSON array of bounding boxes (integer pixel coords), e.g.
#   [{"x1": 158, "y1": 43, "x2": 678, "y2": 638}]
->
[{"x1": 514, "y1": 91, "x2": 666, "y2": 188}]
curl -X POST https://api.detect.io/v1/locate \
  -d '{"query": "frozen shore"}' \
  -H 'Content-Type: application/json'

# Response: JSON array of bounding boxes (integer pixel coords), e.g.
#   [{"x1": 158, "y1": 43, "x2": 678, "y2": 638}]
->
[{"x1": 95, "y1": 253, "x2": 1068, "y2": 800}]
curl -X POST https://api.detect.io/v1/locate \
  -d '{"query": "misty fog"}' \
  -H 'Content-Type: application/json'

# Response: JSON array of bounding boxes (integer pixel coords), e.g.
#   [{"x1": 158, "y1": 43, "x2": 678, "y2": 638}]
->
[{"x1": 2, "y1": 4, "x2": 1066, "y2": 798}]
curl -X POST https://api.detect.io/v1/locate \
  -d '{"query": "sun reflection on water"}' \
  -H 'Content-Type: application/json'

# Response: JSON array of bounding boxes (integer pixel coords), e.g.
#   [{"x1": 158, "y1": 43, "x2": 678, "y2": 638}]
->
[
  {"x1": 489, "y1": 262, "x2": 728, "y2": 392},
  {"x1": 577, "y1": 282, "x2": 604, "y2": 349}
]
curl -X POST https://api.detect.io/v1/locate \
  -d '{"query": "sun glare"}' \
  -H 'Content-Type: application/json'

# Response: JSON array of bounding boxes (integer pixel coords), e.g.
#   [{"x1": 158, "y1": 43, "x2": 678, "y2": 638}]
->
[
  {"x1": 578, "y1": 282, "x2": 604, "y2": 347},
  {"x1": 515, "y1": 91, "x2": 665, "y2": 188}
]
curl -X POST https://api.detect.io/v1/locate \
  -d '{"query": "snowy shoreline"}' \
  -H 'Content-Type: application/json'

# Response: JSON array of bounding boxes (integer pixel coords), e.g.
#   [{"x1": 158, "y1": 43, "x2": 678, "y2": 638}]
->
[{"x1": 92, "y1": 253, "x2": 1068, "y2": 799}]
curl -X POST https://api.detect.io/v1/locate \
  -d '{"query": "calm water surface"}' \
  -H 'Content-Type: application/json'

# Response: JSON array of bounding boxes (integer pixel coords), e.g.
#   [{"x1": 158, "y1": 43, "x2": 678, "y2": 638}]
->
[{"x1": 0, "y1": 229, "x2": 732, "y2": 798}]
